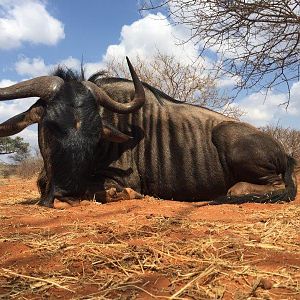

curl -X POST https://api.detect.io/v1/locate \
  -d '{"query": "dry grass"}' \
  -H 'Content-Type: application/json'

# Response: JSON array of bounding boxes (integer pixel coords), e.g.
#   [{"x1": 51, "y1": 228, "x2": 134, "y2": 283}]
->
[
  {"x1": 0, "y1": 202, "x2": 300, "y2": 299},
  {"x1": 0, "y1": 158, "x2": 43, "y2": 180},
  {"x1": 14, "y1": 157, "x2": 43, "y2": 179}
]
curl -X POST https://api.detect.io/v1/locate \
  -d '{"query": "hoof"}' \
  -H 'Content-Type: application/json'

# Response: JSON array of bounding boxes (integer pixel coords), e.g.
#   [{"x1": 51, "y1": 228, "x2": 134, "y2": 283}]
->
[
  {"x1": 53, "y1": 199, "x2": 73, "y2": 209},
  {"x1": 37, "y1": 200, "x2": 54, "y2": 208}
]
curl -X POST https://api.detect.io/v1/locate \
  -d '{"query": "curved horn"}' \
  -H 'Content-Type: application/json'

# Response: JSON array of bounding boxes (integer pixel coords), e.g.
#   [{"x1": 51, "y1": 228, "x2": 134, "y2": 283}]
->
[
  {"x1": 0, "y1": 76, "x2": 64, "y2": 101},
  {"x1": 0, "y1": 100, "x2": 45, "y2": 137},
  {"x1": 83, "y1": 57, "x2": 145, "y2": 114}
]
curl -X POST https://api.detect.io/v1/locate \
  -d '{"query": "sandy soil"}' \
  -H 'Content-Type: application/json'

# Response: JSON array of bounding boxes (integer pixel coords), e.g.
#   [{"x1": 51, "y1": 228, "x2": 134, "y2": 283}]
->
[{"x1": 0, "y1": 177, "x2": 299, "y2": 299}]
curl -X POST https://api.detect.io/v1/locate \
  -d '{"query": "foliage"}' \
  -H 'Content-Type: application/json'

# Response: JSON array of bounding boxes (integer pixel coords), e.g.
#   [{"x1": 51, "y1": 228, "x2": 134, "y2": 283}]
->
[{"x1": 0, "y1": 136, "x2": 30, "y2": 163}]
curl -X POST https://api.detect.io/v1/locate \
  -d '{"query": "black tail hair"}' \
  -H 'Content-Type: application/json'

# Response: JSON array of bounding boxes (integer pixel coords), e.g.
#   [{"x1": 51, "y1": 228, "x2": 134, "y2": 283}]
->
[{"x1": 212, "y1": 155, "x2": 297, "y2": 205}]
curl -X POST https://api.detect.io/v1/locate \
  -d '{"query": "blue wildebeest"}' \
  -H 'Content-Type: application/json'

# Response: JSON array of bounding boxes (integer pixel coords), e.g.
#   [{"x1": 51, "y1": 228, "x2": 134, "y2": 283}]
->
[{"x1": 0, "y1": 58, "x2": 297, "y2": 207}]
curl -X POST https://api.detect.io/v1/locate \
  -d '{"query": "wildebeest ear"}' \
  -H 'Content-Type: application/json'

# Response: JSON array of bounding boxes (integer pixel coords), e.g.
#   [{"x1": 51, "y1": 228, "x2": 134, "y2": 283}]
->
[
  {"x1": 0, "y1": 100, "x2": 44, "y2": 137},
  {"x1": 102, "y1": 123, "x2": 133, "y2": 143}
]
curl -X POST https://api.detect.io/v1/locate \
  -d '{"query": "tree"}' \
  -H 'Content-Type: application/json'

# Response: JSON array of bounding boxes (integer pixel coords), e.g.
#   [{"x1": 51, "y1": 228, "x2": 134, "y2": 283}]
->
[
  {"x1": 0, "y1": 136, "x2": 30, "y2": 163},
  {"x1": 104, "y1": 52, "x2": 243, "y2": 118},
  {"x1": 141, "y1": 1, "x2": 300, "y2": 100},
  {"x1": 261, "y1": 124, "x2": 300, "y2": 159}
]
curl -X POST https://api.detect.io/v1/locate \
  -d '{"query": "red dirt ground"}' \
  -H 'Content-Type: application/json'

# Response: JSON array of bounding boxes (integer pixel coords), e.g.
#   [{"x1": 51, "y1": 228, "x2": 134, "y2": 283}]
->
[{"x1": 0, "y1": 177, "x2": 299, "y2": 299}]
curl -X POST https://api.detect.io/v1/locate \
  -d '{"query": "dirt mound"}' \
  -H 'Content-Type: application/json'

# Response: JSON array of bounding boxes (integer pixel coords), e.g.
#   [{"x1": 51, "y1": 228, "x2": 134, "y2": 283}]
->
[{"x1": 0, "y1": 177, "x2": 300, "y2": 299}]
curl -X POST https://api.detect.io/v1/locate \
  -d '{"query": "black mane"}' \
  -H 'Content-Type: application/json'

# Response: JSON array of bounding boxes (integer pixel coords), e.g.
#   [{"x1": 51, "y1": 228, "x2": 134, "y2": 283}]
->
[{"x1": 51, "y1": 66, "x2": 85, "y2": 82}]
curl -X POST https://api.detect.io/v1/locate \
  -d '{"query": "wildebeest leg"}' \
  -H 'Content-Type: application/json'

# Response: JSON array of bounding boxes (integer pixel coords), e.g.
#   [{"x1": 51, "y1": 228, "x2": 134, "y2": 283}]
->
[
  {"x1": 36, "y1": 169, "x2": 54, "y2": 207},
  {"x1": 38, "y1": 184, "x2": 55, "y2": 207},
  {"x1": 37, "y1": 168, "x2": 47, "y2": 198},
  {"x1": 212, "y1": 122, "x2": 286, "y2": 187},
  {"x1": 212, "y1": 121, "x2": 296, "y2": 203},
  {"x1": 227, "y1": 182, "x2": 281, "y2": 196}
]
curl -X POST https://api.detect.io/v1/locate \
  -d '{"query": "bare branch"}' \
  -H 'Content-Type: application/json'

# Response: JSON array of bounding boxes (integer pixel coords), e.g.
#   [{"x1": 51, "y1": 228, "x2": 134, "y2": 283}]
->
[{"x1": 140, "y1": 1, "x2": 300, "y2": 98}]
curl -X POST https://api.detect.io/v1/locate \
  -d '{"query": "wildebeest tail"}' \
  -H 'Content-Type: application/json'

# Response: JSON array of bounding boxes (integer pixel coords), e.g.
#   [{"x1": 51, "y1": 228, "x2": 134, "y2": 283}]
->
[
  {"x1": 262, "y1": 155, "x2": 297, "y2": 203},
  {"x1": 282, "y1": 155, "x2": 297, "y2": 200},
  {"x1": 214, "y1": 155, "x2": 297, "y2": 204}
]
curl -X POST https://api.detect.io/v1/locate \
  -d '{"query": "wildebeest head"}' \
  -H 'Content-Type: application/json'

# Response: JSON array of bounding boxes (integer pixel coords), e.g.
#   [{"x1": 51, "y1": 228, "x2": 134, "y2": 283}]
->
[{"x1": 0, "y1": 57, "x2": 145, "y2": 203}]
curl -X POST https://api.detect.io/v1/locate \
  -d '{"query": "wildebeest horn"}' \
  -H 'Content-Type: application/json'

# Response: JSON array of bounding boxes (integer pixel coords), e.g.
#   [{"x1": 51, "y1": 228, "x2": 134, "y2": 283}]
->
[
  {"x1": 83, "y1": 57, "x2": 145, "y2": 114},
  {"x1": 0, "y1": 100, "x2": 45, "y2": 137},
  {"x1": 0, "y1": 76, "x2": 64, "y2": 101}
]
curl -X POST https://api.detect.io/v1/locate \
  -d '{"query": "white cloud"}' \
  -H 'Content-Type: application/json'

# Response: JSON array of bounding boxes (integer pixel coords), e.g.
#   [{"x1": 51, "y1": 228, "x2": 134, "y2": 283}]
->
[
  {"x1": 15, "y1": 57, "x2": 50, "y2": 77},
  {"x1": 14, "y1": 13, "x2": 204, "y2": 79},
  {"x1": 0, "y1": 79, "x2": 16, "y2": 88},
  {"x1": 103, "y1": 13, "x2": 201, "y2": 66},
  {"x1": 0, "y1": 95, "x2": 39, "y2": 150},
  {"x1": 84, "y1": 62, "x2": 105, "y2": 78},
  {"x1": 15, "y1": 56, "x2": 83, "y2": 77},
  {"x1": 0, "y1": 0, "x2": 65, "y2": 50},
  {"x1": 15, "y1": 55, "x2": 105, "y2": 79},
  {"x1": 0, "y1": 97, "x2": 38, "y2": 123},
  {"x1": 217, "y1": 75, "x2": 241, "y2": 88},
  {"x1": 235, "y1": 81, "x2": 300, "y2": 127},
  {"x1": 288, "y1": 81, "x2": 300, "y2": 114},
  {"x1": 0, "y1": 78, "x2": 38, "y2": 148},
  {"x1": 59, "y1": 57, "x2": 81, "y2": 71}
]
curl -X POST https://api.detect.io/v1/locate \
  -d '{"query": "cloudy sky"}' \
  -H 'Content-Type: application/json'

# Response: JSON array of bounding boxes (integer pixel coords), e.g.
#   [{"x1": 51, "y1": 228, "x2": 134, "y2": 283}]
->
[{"x1": 1, "y1": 0, "x2": 300, "y2": 151}]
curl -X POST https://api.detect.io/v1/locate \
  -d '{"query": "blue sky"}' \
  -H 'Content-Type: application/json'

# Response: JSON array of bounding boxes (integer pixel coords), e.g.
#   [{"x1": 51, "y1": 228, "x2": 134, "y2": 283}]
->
[
  {"x1": 0, "y1": 0, "x2": 141, "y2": 80},
  {"x1": 1, "y1": 0, "x2": 300, "y2": 152}
]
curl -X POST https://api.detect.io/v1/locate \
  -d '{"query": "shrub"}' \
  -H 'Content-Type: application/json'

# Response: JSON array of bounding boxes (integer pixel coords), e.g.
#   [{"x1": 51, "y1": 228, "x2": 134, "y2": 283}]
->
[{"x1": 14, "y1": 157, "x2": 43, "y2": 179}]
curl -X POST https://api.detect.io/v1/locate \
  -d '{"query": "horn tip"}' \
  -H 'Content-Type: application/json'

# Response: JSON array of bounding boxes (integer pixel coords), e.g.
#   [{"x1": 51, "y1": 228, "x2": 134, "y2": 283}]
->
[{"x1": 126, "y1": 56, "x2": 132, "y2": 66}]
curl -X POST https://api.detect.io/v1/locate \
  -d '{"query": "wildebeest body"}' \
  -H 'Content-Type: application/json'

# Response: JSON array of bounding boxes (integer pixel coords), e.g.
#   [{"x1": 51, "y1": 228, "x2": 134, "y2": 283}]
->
[
  {"x1": 0, "y1": 59, "x2": 297, "y2": 206},
  {"x1": 89, "y1": 79, "x2": 295, "y2": 202}
]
